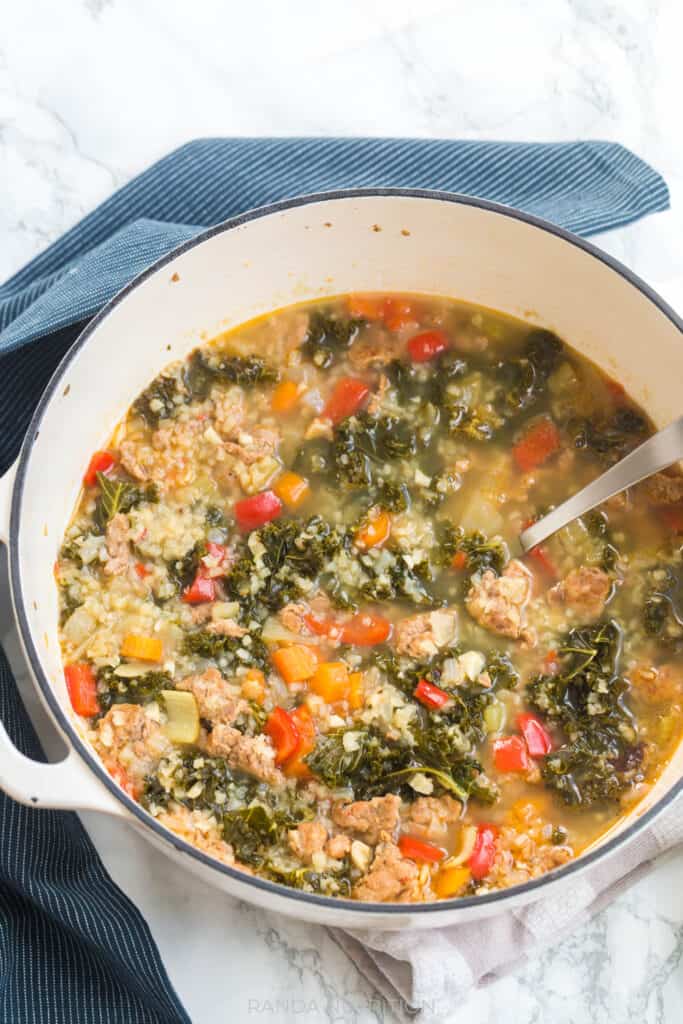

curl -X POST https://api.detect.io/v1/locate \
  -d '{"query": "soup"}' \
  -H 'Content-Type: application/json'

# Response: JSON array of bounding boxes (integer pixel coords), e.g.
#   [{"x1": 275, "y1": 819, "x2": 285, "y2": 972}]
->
[{"x1": 56, "y1": 294, "x2": 683, "y2": 902}]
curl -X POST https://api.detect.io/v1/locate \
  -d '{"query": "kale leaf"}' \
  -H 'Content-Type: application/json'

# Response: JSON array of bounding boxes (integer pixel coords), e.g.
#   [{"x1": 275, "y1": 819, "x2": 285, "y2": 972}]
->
[
  {"x1": 133, "y1": 374, "x2": 181, "y2": 426},
  {"x1": 93, "y1": 472, "x2": 158, "y2": 531},
  {"x1": 300, "y1": 311, "x2": 362, "y2": 369},
  {"x1": 96, "y1": 667, "x2": 172, "y2": 712},
  {"x1": 184, "y1": 349, "x2": 277, "y2": 401},
  {"x1": 182, "y1": 629, "x2": 269, "y2": 671}
]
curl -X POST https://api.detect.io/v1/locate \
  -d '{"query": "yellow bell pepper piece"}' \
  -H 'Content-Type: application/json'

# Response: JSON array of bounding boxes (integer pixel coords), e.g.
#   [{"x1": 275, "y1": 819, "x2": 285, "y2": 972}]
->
[
  {"x1": 434, "y1": 865, "x2": 471, "y2": 899},
  {"x1": 121, "y1": 633, "x2": 163, "y2": 662}
]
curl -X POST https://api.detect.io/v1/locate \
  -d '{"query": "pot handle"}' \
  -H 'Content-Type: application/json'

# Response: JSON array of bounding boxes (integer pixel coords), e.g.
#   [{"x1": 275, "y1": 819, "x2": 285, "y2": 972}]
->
[
  {"x1": 0, "y1": 459, "x2": 17, "y2": 547},
  {"x1": 0, "y1": 722, "x2": 128, "y2": 816}
]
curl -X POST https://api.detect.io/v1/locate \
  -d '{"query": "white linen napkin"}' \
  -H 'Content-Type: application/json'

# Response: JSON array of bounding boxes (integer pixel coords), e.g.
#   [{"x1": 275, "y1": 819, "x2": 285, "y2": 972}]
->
[{"x1": 330, "y1": 797, "x2": 683, "y2": 1022}]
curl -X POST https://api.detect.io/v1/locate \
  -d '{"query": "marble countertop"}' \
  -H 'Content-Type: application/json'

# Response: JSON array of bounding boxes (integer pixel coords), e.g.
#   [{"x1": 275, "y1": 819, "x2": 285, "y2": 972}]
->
[{"x1": 2, "y1": 1, "x2": 683, "y2": 1021}]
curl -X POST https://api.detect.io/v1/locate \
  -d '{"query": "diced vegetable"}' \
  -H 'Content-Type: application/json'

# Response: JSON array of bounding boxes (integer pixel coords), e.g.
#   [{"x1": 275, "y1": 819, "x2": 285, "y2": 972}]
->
[
  {"x1": 161, "y1": 690, "x2": 200, "y2": 744},
  {"x1": 492, "y1": 735, "x2": 531, "y2": 772},
  {"x1": 407, "y1": 330, "x2": 449, "y2": 363},
  {"x1": 348, "y1": 671, "x2": 364, "y2": 710},
  {"x1": 234, "y1": 490, "x2": 283, "y2": 531},
  {"x1": 413, "y1": 678, "x2": 452, "y2": 710},
  {"x1": 523, "y1": 519, "x2": 558, "y2": 577},
  {"x1": 241, "y1": 668, "x2": 266, "y2": 704},
  {"x1": 468, "y1": 824, "x2": 498, "y2": 880},
  {"x1": 451, "y1": 551, "x2": 468, "y2": 571},
  {"x1": 108, "y1": 764, "x2": 138, "y2": 799},
  {"x1": 382, "y1": 298, "x2": 416, "y2": 332},
  {"x1": 310, "y1": 662, "x2": 349, "y2": 703},
  {"x1": 323, "y1": 377, "x2": 370, "y2": 424},
  {"x1": 339, "y1": 612, "x2": 392, "y2": 647},
  {"x1": 265, "y1": 706, "x2": 300, "y2": 764},
  {"x1": 283, "y1": 704, "x2": 316, "y2": 778},
  {"x1": 398, "y1": 834, "x2": 446, "y2": 863},
  {"x1": 355, "y1": 509, "x2": 391, "y2": 549},
  {"x1": 517, "y1": 712, "x2": 554, "y2": 757},
  {"x1": 134, "y1": 561, "x2": 151, "y2": 579},
  {"x1": 271, "y1": 645, "x2": 318, "y2": 684},
  {"x1": 271, "y1": 379, "x2": 300, "y2": 414},
  {"x1": 513, "y1": 417, "x2": 561, "y2": 472},
  {"x1": 273, "y1": 471, "x2": 311, "y2": 509},
  {"x1": 65, "y1": 663, "x2": 100, "y2": 717},
  {"x1": 434, "y1": 865, "x2": 471, "y2": 898},
  {"x1": 120, "y1": 634, "x2": 163, "y2": 663},
  {"x1": 182, "y1": 574, "x2": 216, "y2": 604},
  {"x1": 659, "y1": 505, "x2": 683, "y2": 532},
  {"x1": 83, "y1": 450, "x2": 116, "y2": 487},
  {"x1": 483, "y1": 701, "x2": 505, "y2": 734}
]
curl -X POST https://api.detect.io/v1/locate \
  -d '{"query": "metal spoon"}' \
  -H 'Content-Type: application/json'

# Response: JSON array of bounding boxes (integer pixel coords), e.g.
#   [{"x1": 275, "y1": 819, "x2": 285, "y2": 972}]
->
[{"x1": 519, "y1": 415, "x2": 683, "y2": 552}]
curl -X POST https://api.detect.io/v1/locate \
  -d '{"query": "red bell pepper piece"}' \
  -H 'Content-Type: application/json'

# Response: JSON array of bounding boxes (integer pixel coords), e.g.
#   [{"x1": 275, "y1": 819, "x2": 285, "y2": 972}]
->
[
  {"x1": 339, "y1": 612, "x2": 392, "y2": 647},
  {"x1": 65, "y1": 663, "x2": 100, "y2": 718},
  {"x1": 659, "y1": 505, "x2": 683, "y2": 533},
  {"x1": 182, "y1": 574, "x2": 216, "y2": 604},
  {"x1": 204, "y1": 541, "x2": 227, "y2": 562},
  {"x1": 407, "y1": 330, "x2": 449, "y2": 363},
  {"x1": 265, "y1": 707, "x2": 301, "y2": 765},
  {"x1": 513, "y1": 418, "x2": 561, "y2": 473},
  {"x1": 522, "y1": 520, "x2": 558, "y2": 577},
  {"x1": 517, "y1": 712, "x2": 554, "y2": 757},
  {"x1": 398, "y1": 834, "x2": 446, "y2": 863},
  {"x1": 413, "y1": 678, "x2": 451, "y2": 710},
  {"x1": 468, "y1": 824, "x2": 499, "y2": 880},
  {"x1": 134, "y1": 561, "x2": 151, "y2": 579},
  {"x1": 492, "y1": 735, "x2": 531, "y2": 773},
  {"x1": 234, "y1": 490, "x2": 283, "y2": 531},
  {"x1": 323, "y1": 377, "x2": 370, "y2": 424},
  {"x1": 83, "y1": 451, "x2": 116, "y2": 487},
  {"x1": 283, "y1": 705, "x2": 317, "y2": 778}
]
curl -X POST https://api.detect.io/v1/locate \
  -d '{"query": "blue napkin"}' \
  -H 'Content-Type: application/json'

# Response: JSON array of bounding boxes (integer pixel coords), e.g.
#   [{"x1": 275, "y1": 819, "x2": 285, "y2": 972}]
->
[{"x1": 0, "y1": 138, "x2": 669, "y2": 1023}]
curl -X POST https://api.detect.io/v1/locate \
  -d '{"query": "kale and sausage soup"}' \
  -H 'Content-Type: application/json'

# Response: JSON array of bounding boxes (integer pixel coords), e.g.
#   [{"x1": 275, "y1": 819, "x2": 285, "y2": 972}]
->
[{"x1": 57, "y1": 293, "x2": 683, "y2": 902}]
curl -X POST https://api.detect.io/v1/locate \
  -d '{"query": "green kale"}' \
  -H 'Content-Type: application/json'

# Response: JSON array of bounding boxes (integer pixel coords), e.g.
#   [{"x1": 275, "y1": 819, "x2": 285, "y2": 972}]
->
[
  {"x1": 59, "y1": 539, "x2": 84, "y2": 567},
  {"x1": 222, "y1": 790, "x2": 313, "y2": 867},
  {"x1": 167, "y1": 540, "x2": 205, "y2": 593},
  {"x1": 265, "y1": 859, "x2": 353, "y2": 896},
  {"x1": 496, "y1": 329, "x2": 563, "y2": 417},
  {"x1": 331, "y1": 412, "x2": 421, "y2": 488},
  {"x1": 305, "y1": 724, "x2": 491, "y2": 804},
  {"x1": 133, "y1": 373, "x2": 182, "y2": 426},
  {"x1": 182, "y1": 629, "x2": 269, "y2": 672},
  {"x1": 96, "y1": 667, "x2": 172, "y2": 712},
  {"x1": 571, "y1": 408, "x2": 648, "y2": 463},
  {"x1": 232, "y1": 700, "x2": 267, "y2": 736},
  {"x1": 59, "y1": 586, "x2": 83, "y2": 626},
  {"x1": 583, "y1": 509, "x2": 620, "y2": 572},
  {"x1": 485, "y1": 651, "x2": 520, "y2": 689},
  {"x1": 184, "y1": 349, "x2": 277, "y2": 401},
  {"x1": 205, "y1": 504, "x2": 228, "y2": 529},
  {"x1": 437, "y1": 525, "x2": 508, "y2": 579},
  {"x1": 528, "y1": 620, "x2": 640, "y2": 806},
  {"x1": 142, "y1": 751, "x2": 257, "y2": 817},
  {"x1": 641, "y1": 564, "x2": 683, "y2": 641},
  {"x1": 225, "y1": 515, "x2": 345, "y2": 613},
  {"x1": 360, "y1": 553, "x2": 435, "y2": 606},
  {"x1": 301, "y1": 311, "x2": 362, "y2": 369},
  {"x1": 93, "y1": 472, "x2": 158, "y2": 531}
]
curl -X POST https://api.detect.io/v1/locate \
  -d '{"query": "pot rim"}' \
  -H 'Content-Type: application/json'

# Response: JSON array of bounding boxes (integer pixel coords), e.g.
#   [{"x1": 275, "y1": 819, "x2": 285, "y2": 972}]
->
[{"x1": 10, "y1": 186, "x2": 683, "y2": 917}]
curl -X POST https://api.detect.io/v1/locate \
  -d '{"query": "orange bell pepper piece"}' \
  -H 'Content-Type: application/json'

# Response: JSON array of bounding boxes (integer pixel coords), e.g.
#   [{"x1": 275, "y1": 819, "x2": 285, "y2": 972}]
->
[
  {"x1": 271, "y1": 644, "x2": 318, "y2": 685},
  {"x1": 273, "y1": 471, "x2": 311, "y2": 509}
]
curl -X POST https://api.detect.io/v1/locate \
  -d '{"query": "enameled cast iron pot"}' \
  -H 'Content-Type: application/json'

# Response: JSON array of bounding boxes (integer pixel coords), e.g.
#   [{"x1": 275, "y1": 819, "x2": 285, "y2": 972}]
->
[{"x1": 1, "y1": 190, "x2": 682, "y2": 930}]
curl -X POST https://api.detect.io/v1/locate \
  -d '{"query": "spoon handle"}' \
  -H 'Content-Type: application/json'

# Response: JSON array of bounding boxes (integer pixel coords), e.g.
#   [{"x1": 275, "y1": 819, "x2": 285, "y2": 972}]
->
[{"x1": 519, "y1": 416, "x2": 683, "y2": 552}]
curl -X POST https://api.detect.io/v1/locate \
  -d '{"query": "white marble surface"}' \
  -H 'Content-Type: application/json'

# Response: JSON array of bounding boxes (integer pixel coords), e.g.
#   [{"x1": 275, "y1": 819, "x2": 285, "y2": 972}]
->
[{"x1": 2, "y1": 0, "x2": 683, "y2": 1021}]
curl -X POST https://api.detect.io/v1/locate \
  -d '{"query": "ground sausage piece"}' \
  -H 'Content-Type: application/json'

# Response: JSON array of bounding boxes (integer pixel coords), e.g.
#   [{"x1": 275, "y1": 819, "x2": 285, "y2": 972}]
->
[
  {"x1": 278, "y1": 593, "x2": 333, "y2": 636},
  {"x1": 402, "y1": 796, "x2": 461, "y2": 843},
  {"x1": 352, "y1": 842, "x2": 422, "y2": 903},
  {"x1": 326, "y1": 834, "x2": 352, "y2": 859},
  {"x1": 628, "y1": 663, "x2": 683, "y2": 705},
  {"x1": 206, "y1": 618, "x2": 248, "y2": 637},
  {"x1": 465, "y1": 559, "x2": 532, "y2": 640},
  {"x1": 331, "y1": 794, "x2": 401, "y2": 845},
  {"x1": 120, "y1": 419, "x2": 204, "y2": 489},
  {"x1": 223, "y1": 427, "x2": 279, "y2": 466},
  {"x1": 288, "y1": 821, "x2": 328, "y2": 864},
  {"x1": 204, "y1": 723, "x2": 283, "y2": 785},
  {"x1": 548, "y1": 566, "x2": 611, "y2": 618},
  {"x1": 641, "y1": 471, "x2": 683, "y2": 505},
  {"x1": 103, "y1": 512, "x2": 130, "y2": 576},
  {"x1": 393, "y1": 609, "x2": 458, "y2": 659},
  {"x1": 93, "y1": 704, "x2": 171, "y2": 790},
  {"x1": 348, "y1": 330, "x2": 402, "y2": 370},
  {"x1": 176, "y1": 668, "x2": 246, "y2": 726}
]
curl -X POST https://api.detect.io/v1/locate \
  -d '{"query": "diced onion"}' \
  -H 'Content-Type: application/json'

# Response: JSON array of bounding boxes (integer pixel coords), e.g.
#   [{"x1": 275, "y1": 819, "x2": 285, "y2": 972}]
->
[
  {"x1": 261, "y1": 616, "x2": 320, "y2": 645},
  {"x1": 483, "y1": 701, "x2": 505, "y2": 734}
]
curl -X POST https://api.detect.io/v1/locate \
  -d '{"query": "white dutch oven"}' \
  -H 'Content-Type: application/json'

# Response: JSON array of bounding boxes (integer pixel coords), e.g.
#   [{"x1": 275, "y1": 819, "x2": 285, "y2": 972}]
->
[{"x1": 0, "y1": 190, "x2": 681, "y2": 930}]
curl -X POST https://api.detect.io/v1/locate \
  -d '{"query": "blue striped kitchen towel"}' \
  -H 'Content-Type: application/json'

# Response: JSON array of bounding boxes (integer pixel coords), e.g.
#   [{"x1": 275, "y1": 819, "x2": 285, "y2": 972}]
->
[{"x1": 0, "y1": 137, "x2": 669, "y2": 1023}]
